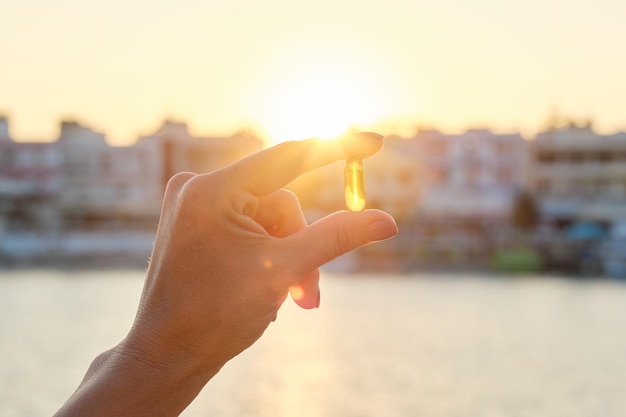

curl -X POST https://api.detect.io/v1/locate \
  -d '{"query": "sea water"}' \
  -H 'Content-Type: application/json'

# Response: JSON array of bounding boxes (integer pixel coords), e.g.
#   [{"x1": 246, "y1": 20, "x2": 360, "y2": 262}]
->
[{"x1": 1, "y1": 270, "x2": 626, "y2": 417}]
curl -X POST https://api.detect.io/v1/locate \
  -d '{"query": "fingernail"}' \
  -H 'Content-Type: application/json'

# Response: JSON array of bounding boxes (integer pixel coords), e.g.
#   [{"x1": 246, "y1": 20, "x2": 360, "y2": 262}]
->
[
  {"x1": 315, "y1": 290, "x2": 321, "y2": 308},
  {"x1": 342, "y1": 132, "x2": 384, "y2": 159},
  {"x1": 358, "y1": 132, "x2": 383, "y2": 141},
  {"x1": 366, "y1": 219, "x2": 398, "y2": 242}
]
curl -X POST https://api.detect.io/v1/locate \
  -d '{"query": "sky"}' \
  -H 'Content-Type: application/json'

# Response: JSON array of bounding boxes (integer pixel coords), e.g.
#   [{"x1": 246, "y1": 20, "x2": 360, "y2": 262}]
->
[{"x1": 2, "y1": 0, "x2": 626, "y2": 145}]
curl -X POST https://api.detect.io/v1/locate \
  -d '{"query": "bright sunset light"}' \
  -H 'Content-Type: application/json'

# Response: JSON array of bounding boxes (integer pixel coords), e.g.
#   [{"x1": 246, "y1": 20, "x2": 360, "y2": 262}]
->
[
  {"x1": 239, "y1": 33, "x2": 410, "y2": 144},
  {"x1": 259, "y1": 67, "x2": 381, "y2": 142},
  {"x1": 2, "y1": 0, "x2": 626, "y2": 144}
]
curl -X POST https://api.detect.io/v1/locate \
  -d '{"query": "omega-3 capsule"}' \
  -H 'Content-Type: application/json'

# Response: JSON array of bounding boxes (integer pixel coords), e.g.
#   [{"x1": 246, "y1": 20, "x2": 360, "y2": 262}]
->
[{"x1": 344, "y1": 159, "x2": 366, "y2": 212}]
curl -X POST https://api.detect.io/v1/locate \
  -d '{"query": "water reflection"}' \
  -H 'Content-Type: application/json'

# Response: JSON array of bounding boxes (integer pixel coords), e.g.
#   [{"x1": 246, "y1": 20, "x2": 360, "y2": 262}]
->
[{"x1": 2, "y1": 271, "x2": 626, "y2": 417}]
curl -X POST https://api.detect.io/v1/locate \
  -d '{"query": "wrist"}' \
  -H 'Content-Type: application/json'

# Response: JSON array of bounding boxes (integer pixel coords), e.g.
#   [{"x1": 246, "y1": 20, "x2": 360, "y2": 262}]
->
[
  {"x1": 55, "y1": 337, "x2": 222, "y2": 417},
  {"x1": 118, "y1": 328, "x2": 224, "y2": 391}
]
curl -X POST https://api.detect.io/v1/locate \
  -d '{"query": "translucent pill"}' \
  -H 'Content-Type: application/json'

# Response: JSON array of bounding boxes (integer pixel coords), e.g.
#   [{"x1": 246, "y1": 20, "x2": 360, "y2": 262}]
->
[{"x1": 344, "y1": 159, "x2": 366, "y2": 212}]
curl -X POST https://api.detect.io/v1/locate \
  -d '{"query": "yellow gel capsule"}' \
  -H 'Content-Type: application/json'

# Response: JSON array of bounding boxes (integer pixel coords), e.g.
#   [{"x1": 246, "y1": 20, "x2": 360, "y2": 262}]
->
[{"x1": 344, "y1": 159, "x2": 366, "y2": 212}]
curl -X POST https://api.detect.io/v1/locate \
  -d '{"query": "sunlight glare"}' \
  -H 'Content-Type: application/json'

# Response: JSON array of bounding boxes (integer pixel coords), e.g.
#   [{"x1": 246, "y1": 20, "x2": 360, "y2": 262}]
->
[
  {"x1": 260, "y1": 67, "x2": 383, "y2": 143},
  {"x1": 290, "y1": 285, "x2": 304, "y2": 301}
]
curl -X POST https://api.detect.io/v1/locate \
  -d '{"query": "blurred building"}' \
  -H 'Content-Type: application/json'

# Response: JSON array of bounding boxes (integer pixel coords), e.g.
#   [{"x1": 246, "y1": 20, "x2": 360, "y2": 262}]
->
[
  {"x1": 0, "y1": 116, "x2": 9, "y2": 140},
  {"x1": 0, "y1": 118, "x2": 264, "y2": 235},
  {"x1": 57, "y1": 120, "x2": 163, "y2": 230},
  {"x1": 414, "y1": 129, "x2": 528, "y2": 222},
  {"x1": 530, "y1": 124, "x2": 626, "y2": 225},
  {"x1": 0, "y1": 117, "x2": 265, "y2": 264},
  {"x1": 368, "y1": 135, "x2": 422, "y2": 221},
  {"x1": 0, "y1": 117, "x2": 62, "y2": 234},
  {"x1": 138, "y1": 120, "x2": 264, "y2": 191},
  {"x1": 358, "y1": 130, "x2": 529, "y2": 270}
]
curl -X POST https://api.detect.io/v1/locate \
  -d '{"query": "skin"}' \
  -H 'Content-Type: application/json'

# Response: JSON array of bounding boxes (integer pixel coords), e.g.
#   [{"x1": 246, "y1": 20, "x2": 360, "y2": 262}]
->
[{"x1": 53, "y1": 132, "x2": 398, "y2": 417}]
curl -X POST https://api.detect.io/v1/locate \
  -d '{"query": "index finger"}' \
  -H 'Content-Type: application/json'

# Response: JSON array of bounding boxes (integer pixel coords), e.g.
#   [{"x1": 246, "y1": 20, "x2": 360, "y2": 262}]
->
[{"x1": 216, "y1": 132, "x2": 384, "y2": 196}]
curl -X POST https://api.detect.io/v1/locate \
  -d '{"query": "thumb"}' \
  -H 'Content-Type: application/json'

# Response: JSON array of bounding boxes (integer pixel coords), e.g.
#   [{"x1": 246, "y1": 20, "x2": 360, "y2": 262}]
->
[{"x1": 280, "y1": 210, "x2": 398, "y2": 279}]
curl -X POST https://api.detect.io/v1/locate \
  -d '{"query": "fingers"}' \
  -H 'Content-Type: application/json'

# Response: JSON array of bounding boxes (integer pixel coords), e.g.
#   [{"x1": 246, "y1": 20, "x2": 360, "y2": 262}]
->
[
  {"x1": 255, "y1": 190, "x2": 321, "y2": 309},
  {"x1": 218, "y1": 132, "x2": 383, "y2": 196},
  {"x1": 254, "y1": 190, "x2": 307, "y2": 237},
  {"x1": 289, "y1": 269, "x2": 320, "y2": 309},
  {"x1": 278, "y1": 210, "x2": 398, "y2": 280},
  {"x1": 163, "y1": 172, "x2": 196, "y2": 206}
]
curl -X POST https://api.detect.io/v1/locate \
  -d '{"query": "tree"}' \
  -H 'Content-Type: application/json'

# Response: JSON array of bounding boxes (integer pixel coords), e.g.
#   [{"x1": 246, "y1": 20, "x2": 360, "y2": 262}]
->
[{"x1": 511, "y1": 189, "x2": 539, "y2": 231}]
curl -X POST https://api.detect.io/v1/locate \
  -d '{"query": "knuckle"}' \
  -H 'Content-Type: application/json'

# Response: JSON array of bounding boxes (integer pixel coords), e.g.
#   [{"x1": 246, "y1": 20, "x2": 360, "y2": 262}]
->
[
  {"x1": 167, "y1": 173, "x2": 224, "y2": 220},
  {"x1": 181, "y1": 172, "x2": 227, "y2": 202},
  {"x1": 165, "y1": 172, "x2": 196, "y2": 197},
  {"x1": 327, "y1": 227, "x2": 353, "y2": 260},
  {"x1": 181, "y1": 175, "x2": 205, "y2": 198},
  {"x1": 275, "y1": 189, "x2": 300, "y2": 208}
]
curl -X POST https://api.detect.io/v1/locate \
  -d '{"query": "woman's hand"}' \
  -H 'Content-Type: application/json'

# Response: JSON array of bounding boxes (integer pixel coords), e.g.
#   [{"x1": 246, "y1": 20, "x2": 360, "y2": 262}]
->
[
  {"x1": 127, "y1": 132, "x2": 397, "y2": 370},
  {"x1": 54, "y1": 133, "x2": 397, "y2": 417}
]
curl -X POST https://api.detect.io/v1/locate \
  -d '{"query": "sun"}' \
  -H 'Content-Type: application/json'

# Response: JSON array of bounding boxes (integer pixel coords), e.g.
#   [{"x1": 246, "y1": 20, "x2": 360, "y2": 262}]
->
[
  {"x1": 240, "y1": 34, "x2": 411, "y2": 145},
  {"x1": 255, "y1": 66, "x2": 386, "y2": 144}
]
